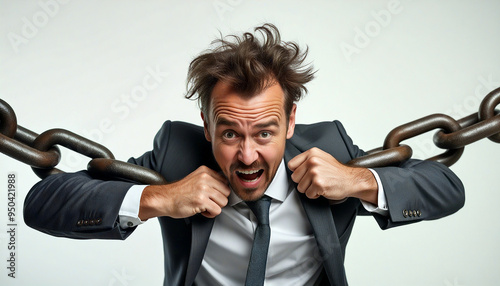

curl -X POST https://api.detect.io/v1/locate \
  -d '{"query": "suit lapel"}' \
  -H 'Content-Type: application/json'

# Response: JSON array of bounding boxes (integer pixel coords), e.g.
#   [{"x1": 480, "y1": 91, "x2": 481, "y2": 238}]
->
[
  {"x1": 184, "y1": 215, "x2": 214, "y2": 286},
  {"x1": 285, "y1": 143, "x2": 348, "y2": 286},
  {"x1": 182, "y1": 142, "x2": 348, "y2": 285}
]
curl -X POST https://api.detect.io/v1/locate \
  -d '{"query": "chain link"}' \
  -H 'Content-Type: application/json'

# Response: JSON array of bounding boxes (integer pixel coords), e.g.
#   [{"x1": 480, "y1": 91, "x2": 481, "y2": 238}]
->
[
  {"x1": 349, "y1": 87, "x2": 500, "y2": 168},
  {"x1": 1, "y1": 88, "x2": 499, "y2": 184},
  {"x1": 383, "y1": 113, "x2": 464, "y2": 166},
  {"x1": 0, "y1": 98, "x2": 165, "y2": 185}
]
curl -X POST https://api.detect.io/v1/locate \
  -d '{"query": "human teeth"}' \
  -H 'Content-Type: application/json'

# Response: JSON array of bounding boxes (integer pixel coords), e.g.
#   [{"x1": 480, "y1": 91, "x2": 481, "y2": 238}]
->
[{"x1": 238, "y1": 170, "x2": 259, "y2": 174}]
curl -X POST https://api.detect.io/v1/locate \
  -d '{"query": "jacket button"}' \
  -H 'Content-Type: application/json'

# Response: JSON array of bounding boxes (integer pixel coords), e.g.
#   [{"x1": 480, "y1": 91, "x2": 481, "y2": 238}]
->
[
  {"x1": 83, "y1": 220, "x2": 89, "y2": 226},
  {"x1": 96, "y1": 218, "x2": 103, "y2": 225},
  {"x1": 413, "y1": 210, "x2": 417, "y2": 217},
  {"x1": 77, "y1": 220, "x2": 83, "y2": 227},
  {"x1": 417, "y1": 210, "x2": 422, "y2": 217},
  {"x1": 89, "y1": 219, "x2": 96, "y2": 226},
  {"x1": 402, "y1": 209, "x2": 408, "y2": 218}
]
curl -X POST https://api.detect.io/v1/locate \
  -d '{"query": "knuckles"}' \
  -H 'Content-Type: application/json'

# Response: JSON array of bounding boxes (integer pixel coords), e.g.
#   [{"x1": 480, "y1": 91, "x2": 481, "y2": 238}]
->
[
  {"x1": 308, "y1": 167, "x2": 320, "y2": 177},
  {"x1": 309, "y1": 147, "x2": 321, "y2": 154},
  {"x1": 311, "y1": 177, "x2": 324, "y2": 188},
  {"x1": 197, "y1": 184, "x2": 210, "y2": 193},
  {"x1": 197, "y1": 165, "x2": 211, "y2": 172},
  {"x1": 307, "y1": 155, "x2": 322, "y2": 166},
  {"x1": 192, "y1": 193, "x2": 207, "y2": 205},
  {"x1": 197, "y1": 171, "x2": 212, "y2": 181}
]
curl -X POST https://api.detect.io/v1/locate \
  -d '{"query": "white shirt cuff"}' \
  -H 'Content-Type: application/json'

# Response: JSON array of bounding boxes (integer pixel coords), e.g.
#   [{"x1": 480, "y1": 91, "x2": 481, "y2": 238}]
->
[
  {"x1": 118, "y1": 185, "x2": 148, "y2": 228},
  {"x1": 360, "y1": 169, "x2": 388, "y2": 216}
]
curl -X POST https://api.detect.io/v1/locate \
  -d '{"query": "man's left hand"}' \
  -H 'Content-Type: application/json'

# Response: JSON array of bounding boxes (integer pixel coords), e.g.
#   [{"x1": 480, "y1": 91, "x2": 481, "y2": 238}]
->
[{"x1": 288, "y1": 147, "x2": 378, "y2": 204}]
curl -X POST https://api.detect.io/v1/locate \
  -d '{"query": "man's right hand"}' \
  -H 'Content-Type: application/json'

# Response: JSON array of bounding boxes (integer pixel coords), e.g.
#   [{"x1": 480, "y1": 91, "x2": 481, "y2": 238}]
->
[{"x1": 138, "y1": 166, "x2": 230, "y2": 220}]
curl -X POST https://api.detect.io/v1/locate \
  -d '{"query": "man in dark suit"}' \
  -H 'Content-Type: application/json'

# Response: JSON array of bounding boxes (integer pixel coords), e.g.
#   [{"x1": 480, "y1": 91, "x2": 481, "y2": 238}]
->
[{"x1": 24, "y1": 24, "x2": 465, "y2": 286}]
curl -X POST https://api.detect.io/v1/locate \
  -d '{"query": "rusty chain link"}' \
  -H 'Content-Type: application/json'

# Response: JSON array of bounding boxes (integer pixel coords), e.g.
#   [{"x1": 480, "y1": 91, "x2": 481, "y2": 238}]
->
[
  {"x1": 349, "y1": 87, "x2": 500, "y2": 167},
  {"x1": 0, "y1": 97, "x2": 167, "y2": 185},
  {"x1": 1, "y1": 87, "x2": 499, "y2": 184}
]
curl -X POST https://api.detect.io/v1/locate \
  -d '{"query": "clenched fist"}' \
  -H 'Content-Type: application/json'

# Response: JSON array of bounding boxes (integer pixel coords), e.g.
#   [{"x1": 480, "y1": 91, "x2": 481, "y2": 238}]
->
[
  {"x1": 288, "y1": 147, "x2": 378, "y2": 204},
  {"x1": 139, "y1": 166, "x2": 231, "y2": 220}
]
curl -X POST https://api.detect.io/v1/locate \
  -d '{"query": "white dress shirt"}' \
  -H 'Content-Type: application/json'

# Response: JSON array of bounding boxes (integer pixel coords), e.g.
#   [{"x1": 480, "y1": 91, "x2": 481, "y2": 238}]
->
[
  {"x1": 118, "y1": 161, "x2": 388, "y2": 285},
  {"x1": 195, "y1": 161, "x2": 323, "y2": 285}
]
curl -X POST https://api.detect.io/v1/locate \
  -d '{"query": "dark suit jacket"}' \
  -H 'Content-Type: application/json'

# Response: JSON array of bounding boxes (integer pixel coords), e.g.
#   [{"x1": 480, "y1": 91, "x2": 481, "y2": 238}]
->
[{"x1": 24, "y1": 120, "x2": 465, "y2": 286}]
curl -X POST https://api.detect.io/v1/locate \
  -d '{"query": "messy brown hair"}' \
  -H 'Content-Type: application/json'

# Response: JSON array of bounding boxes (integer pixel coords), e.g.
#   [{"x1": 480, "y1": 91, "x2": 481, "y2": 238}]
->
[{"x1": 185, "y1": 23, "x2": 315, "y2": 120}]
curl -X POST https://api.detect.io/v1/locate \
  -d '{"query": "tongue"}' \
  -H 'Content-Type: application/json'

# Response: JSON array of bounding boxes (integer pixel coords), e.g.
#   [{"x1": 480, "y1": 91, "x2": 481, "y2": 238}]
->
[{"x1": 239, "y1": 171, "x2": 261, "y2": 181}]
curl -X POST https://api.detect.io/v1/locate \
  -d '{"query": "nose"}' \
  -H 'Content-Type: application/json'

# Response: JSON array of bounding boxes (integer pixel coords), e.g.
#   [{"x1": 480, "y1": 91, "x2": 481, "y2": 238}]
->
[{"x1": 237, "y1": 138, "x2": 258, "y2": 166}]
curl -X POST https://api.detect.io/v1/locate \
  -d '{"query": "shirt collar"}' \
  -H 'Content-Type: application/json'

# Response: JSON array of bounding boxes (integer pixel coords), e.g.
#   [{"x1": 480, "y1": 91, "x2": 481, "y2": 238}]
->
[{"x1": 228, "y1": 160, "x2": 289, "y2": 206}]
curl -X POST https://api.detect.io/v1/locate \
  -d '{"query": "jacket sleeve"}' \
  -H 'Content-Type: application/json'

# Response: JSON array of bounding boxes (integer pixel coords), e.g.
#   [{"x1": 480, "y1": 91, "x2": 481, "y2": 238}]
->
[
  {"x1": 333, "y1": 120, "x2": 465, "y2": 230},
  {"x1": 24, "y1": 171, "x2": 136, "y2": 239},
  {"x1": 23, "y1": 121, "x2": 174, "y2": 239}
]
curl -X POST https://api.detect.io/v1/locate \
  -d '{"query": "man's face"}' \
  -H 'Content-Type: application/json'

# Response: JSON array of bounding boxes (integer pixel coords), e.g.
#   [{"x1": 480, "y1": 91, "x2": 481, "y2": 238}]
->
[{"x1": 202, "y1": 81, "x2": 296, "y2": 201}]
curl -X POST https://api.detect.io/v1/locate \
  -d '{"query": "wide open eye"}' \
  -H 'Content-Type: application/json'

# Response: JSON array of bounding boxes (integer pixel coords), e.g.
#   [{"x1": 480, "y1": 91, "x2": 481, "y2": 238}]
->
[
  {"x1": 223, "y1": 131, "x2": 236, "y2": 139},
  {"x1": 260, "y1": 131, "x2": 271, "y2": 139}
]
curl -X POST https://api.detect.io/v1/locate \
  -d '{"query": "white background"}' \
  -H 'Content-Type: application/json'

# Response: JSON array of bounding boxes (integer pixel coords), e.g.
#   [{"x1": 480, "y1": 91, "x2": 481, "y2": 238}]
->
[{"x1": 1, "y1": 0, "x2": 499, "y2": 285}]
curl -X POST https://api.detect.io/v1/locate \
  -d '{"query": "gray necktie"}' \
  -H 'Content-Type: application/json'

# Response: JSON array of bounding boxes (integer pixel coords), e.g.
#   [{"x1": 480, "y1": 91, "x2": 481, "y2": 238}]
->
[{"x1": 245, "y1": 196, "x2": 272, "y2": 286}]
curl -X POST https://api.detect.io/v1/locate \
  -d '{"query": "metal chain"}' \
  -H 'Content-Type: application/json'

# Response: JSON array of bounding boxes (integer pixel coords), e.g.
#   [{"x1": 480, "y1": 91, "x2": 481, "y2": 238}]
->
[
  {"x1": 348, "y1": 87, "x2": 500, "y2": 167},
  {"x1": 1, "y1": 87, "x2": 499, "y2": 184},
  {"x1": 0, "y1": 98, "x2": 166, "y2": 185}
]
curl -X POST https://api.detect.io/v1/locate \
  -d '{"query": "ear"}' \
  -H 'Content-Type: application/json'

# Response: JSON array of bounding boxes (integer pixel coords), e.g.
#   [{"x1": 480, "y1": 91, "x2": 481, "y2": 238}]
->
[
  {"x1": 201, "y1": 111, "x2": 212, "y2": 142},
  {"x1": 286, "y1": 104, "x2": 297, "y2": 139}
]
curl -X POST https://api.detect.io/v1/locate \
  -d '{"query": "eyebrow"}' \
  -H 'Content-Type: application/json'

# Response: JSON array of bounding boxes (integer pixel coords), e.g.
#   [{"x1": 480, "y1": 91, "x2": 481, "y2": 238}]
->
[
  {"x1": 215, "y1": 118, "x2": 280, "y2": 129},
  {"x1": 215, "y1": 118, "x2": 237, "y2": 127},
  {"x1": 254, "y1": 119, "x2": 280, "y2": 129}
]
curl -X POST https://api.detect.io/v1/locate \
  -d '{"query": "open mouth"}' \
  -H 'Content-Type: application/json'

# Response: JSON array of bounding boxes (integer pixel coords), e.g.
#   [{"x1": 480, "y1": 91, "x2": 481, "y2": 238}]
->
[{"x1": 236, "y1": 169, "x2": 264, "y2": 182}]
